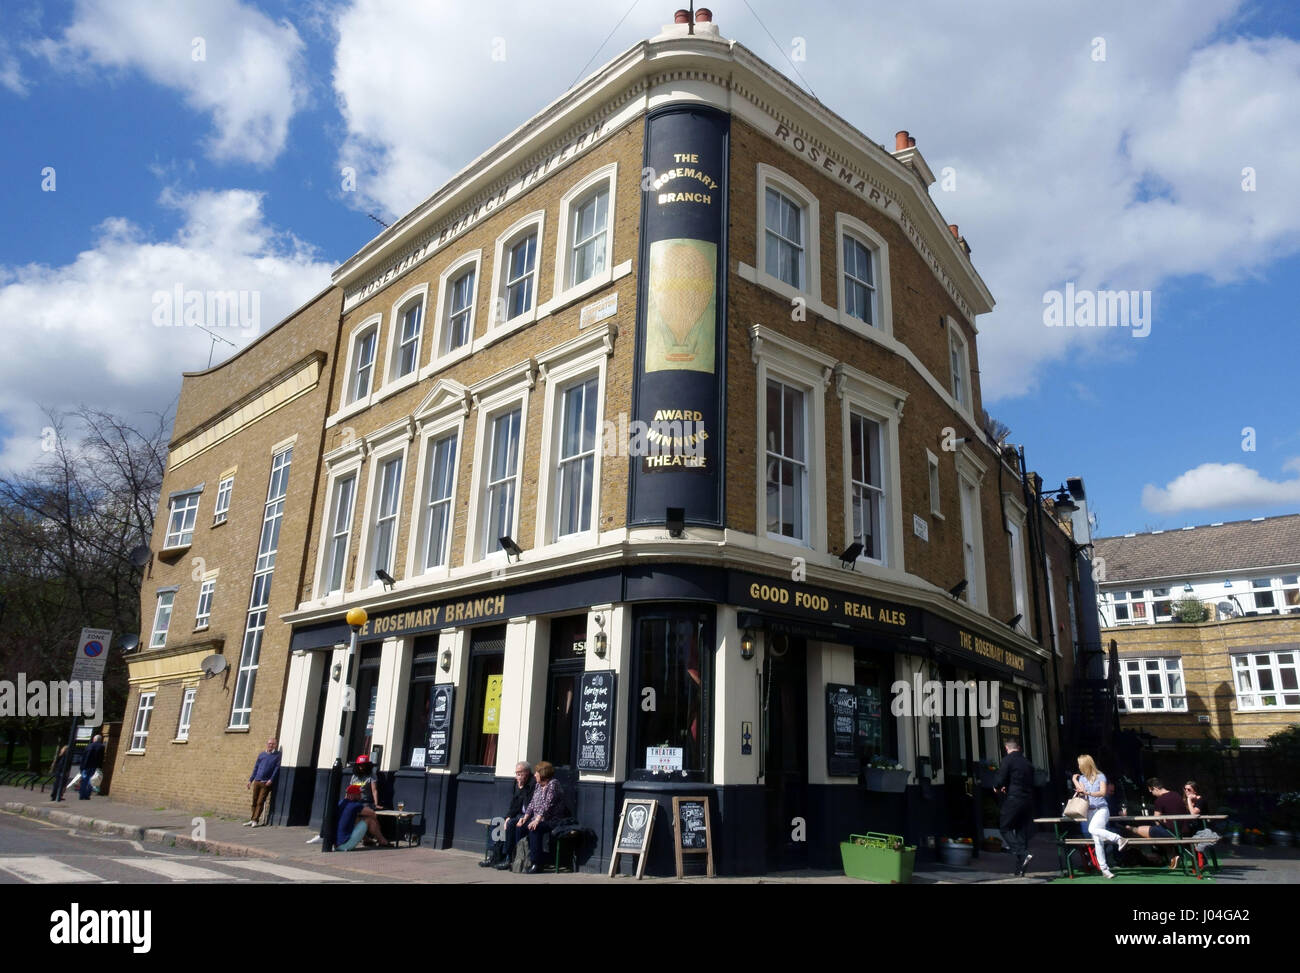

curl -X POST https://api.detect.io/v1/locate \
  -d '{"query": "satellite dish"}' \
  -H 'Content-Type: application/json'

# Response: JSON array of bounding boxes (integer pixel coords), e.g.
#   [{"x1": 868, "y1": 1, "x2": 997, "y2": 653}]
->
[
  {"x1": 1216, "y1": 601, "x2": 1235, "y2": 618},
  {"x1": 200, "y1": 654, "x2": 228, "y2": 679},
  {"x1": 129, "y1": 545, "x2": 151, "y2": 568},
  {"x1": 120, "y1": 634, "x2": 140, "y2": 654}
]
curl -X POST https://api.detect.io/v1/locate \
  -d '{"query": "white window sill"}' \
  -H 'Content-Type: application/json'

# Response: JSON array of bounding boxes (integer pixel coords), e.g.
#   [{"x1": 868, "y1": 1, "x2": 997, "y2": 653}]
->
[
  {"x1": 148, "y1": 641, "x2": 167, "y2": 650},
  {"x1": 484, "y1": 307, "x2": 539, "y2": 342},
  {"x1": 160, "y1": 543, "x2": 191, "y2": 555},
  {"x1": 126, "y1": 749, "x2": 146, "y2": 755},
  {"x1": 211, "y1": 516, "x2": 228, "y2": 527},
  {"x1": 172, "y1": 738, "x2": 189, "y2": 745},
  {"x1": 930, "y1": 510, "x2": 945, "y2": 521},
  {"x1": 419, "y1": 344, "x2": 473, "y2": 381},
  {"x1": 539, "y1": 261, "x2": 632, "y2": 319},
  {"x1": 326, "y1": 394, "x2": 377, "y2": 429},
  {"x1": 193, "y1": 625, "x2": 209, "y2": 633},
  {"x1": 1235, "y1": 705, "x2": 1300, "y2": 712}
]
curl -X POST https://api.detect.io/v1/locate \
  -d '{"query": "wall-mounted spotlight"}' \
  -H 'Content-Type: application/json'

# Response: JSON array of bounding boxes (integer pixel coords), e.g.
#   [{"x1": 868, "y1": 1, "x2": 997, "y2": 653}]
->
[
  {"x1": 838, "y1": 542, "x2": 864, "y2": 570},
  {"x1": 949, "y1": 579, "x2": 968, "y2": 599},
  {"x1": 499, "y1": 536, "x2": 523, "y2": 563},
  {"x1": 666, "y1": 507, "x2": 685, "y2": 538},
  {"x1": 1006, "y1": 613, "x2": 1022, "y2": 629},
  {"x1": 375, "y1": 569, "x2": 396, "y2": 590},
  {"x1": 740, "y1": 628, "x2": 756, "y2": 661}
]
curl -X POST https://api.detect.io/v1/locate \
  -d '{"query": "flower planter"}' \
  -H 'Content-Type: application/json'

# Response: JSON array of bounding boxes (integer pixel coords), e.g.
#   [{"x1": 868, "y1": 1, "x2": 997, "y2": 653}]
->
[
  {"x1": 840, "y1": 833, "x2": 916, "y2": 884},
  {"x1": 864, "y1": 768, "x2": 909, "y2": 793},
  {"x1": 940, "y1": 841, "x2": 974, "y2": 866}
]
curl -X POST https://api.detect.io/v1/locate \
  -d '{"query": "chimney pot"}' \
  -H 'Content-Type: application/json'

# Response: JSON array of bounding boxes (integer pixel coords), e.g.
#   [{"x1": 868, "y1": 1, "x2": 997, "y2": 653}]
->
[
  {"x1": 907, "y1": 136, "x2": 916, "y2": 148},
  {"x1": 948, "y1": 224, "x2": 960, "y2": 240},
  {"x1": 696, "y1": 7, "x2": 713, "y2": 21},
  {"x1": 674, "y1": 8, "x2": 690, "y2": 23},
  {"x1": 895, "y1": 130, "x2": 910, "y2": 152}
]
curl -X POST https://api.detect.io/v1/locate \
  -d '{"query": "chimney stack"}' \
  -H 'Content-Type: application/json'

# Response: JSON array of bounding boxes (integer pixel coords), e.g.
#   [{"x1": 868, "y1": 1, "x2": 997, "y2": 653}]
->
[
  {"x1": 674, "y1": 9, "x2": 690, "y2": 22},
  {"x1": 696, "y1": 7, "x2": 712, "y2": 21},
  {"x1": 948, "y1": 224, "x2": 960, "y2": 240},
  {"x1": 895, "y1": 130, "x2": 910, "y2": 152}
]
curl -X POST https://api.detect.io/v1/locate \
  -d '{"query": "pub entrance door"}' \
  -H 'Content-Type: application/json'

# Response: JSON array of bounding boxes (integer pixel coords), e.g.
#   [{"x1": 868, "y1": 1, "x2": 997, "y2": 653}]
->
[
  {"x1": 940, "y1": 664, "x2": 978, "y2": 842},
  {"x1": 763, "y1": 635, "x2": 808, "y2": 869}
]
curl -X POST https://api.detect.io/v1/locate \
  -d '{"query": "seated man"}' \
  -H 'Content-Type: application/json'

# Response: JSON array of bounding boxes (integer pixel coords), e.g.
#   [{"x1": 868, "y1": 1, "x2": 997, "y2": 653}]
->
[
  {"x1": 482, "y1": 762, "x2": 534, "y2": 868},
  {"x1": 1128, "y1": 777, "x2": 1185, "y2": 868},
  {"x1": 337, "y1": 784, "x2": 391, "y2": 851}
]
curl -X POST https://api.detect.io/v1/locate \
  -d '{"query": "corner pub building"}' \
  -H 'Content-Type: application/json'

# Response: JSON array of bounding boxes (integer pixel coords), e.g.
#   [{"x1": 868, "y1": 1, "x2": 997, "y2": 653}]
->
[{"x1": 117, "y1": 10, "x2": 1086, "y2": 875}]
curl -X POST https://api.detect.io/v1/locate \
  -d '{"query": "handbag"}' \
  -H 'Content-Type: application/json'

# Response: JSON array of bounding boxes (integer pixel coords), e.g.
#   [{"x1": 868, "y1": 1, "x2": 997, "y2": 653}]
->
[{"x1": 1063, "y1": 795, "x2": 1090, "y2": 819}]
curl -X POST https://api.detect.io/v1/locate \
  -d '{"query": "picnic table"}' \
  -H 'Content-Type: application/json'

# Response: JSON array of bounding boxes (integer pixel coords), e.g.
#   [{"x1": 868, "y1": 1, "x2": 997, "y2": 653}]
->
[{"x1": 1032, "y1": 813, "x2": 1228, "y2": 879}]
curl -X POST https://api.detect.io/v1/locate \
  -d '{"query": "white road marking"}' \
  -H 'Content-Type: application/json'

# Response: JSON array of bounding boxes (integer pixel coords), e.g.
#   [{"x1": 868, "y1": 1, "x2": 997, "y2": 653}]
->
[
  {"x1": 0, "y1": 857, "x2": 109, "y2": 884},
  {"x1": 216, "y1": 860, "x2": 356, "y2": 882},
  {"x1": 108, "y1": 857, "x2": 239, "y2": 881}
]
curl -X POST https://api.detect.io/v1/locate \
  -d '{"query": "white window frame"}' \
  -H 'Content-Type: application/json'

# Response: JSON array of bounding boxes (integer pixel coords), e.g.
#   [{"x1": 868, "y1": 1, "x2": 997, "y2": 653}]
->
[
  {"x1": 150, "y1": 589, "x2": 176, "y2": 648},
  {"x1": 411, "y1": 424, "x2": 462, "y2": 577},
  {"x1": 926, "y1": 449, "x2": 943, "y2": 518},
  {"x1": 487, "y1": 210, "x2": 545, "y2": 335},
  {"x1": 353, "y1": 424, "x2": 412, "y2": 591},
  {"x1": 313, "y1": 443, "x2": 364, "y2": 601},
  {"x1": 323, "y1": 470, "x2": 358, "y2": 596},
  {"x1": 342, "y1": 314, "x2": 382, "y2": 409},
  {"x1": 955, "y1": 447, "x2": 988, "y2": 612},
  {"x1": 130, "y1": 692, "x2": 155, "y2": 752},
  {"x1": 212, "y1": 472, "x2": 235, "y2": 526},
  {"x1": 551, "y1": 163, "x2": 618, "y2": 309},
  {"x1": 754, "y1": 164, "x2": 822, "y2": 305},
  {"x1": 835, "y1": 363, "x2": 906, "y2": 569},
  {"x1": 384, "y1": 283, "x2": 429, "y2": 389},
  {"x1": 176, "y1": 687, "x2": 196, "y2": 742},
  {"x1": 948, "y1": 320, "x2": 972, "y2": 413},
  {"x1": 1110, "y1": 656, "x2": 1188, "y2": 713},
  {"x1": 750, "y1": 326, "x2": 831, "y2": 556},
  {"x1": 533, "y1": 327, "x2": 613, "y2": 550},
  {"x1": 834, "y1": 213, "x2": 893, "y2": 338},
  {"x1": 163, "y1": 489, "x2": 201, "y2": 549},
  {"x1": 428, "y1": 251, "x2": 481, "y2": 370},
  {"x1": 1005, "y1": 497, "x2": 1030, "y2": 636},
  {"x1": 1232, "y1": 650, "x2": 1300, "y2": 710},
  {"x1": 194, "y1": 575, "x2": 216, "y2": 630},
  {"x1": 465, "y1": 364, "x2": 533, "y2": 565}
]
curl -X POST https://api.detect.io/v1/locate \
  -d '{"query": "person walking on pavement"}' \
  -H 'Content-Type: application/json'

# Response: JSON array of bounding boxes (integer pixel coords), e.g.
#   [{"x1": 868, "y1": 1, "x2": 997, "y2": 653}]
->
[
  {"x1": 78, "y1": 734, "x2": 104, "y2": 800},
  {"x1": 245, "y1": 737, "x2": 281, "y2": 826},
  {"x1": 994, "y1": 737, "x2": 1035, "y2": 876},
  {"x1": 1073, "y1": 753, "x2": 1127, "y2": 879}
]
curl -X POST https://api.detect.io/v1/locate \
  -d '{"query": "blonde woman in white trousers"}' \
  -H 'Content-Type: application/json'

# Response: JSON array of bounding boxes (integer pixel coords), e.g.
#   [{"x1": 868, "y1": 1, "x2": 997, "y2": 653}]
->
[{"x1": 1073, "y1": 754, "x2": 1127, "y2": 879}]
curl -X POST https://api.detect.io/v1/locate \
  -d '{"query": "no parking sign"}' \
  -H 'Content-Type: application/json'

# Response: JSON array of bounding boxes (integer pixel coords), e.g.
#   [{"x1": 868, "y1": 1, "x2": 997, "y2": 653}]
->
[{"x1": 71, "y1": 627, "x2": 112, "y2": 682}]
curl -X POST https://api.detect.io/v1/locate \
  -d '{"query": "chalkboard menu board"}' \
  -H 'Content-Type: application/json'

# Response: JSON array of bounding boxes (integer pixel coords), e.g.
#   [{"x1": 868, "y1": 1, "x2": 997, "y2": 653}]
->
[
  {"x1": 425, "y1": 685, "x2": 455, "y2": 768},
  {"x1": 825, "y1": 683, "x2": 881, "y2": 777},
  {"x1": 577, "y1": 671, "x2": 616, "y2": 772},
  {"x1": 998, "y1": 687, "x2": 1021, "y2": 743},
  {"x1": 677, "y1": 799, "x2": 707, "y2": 849}
]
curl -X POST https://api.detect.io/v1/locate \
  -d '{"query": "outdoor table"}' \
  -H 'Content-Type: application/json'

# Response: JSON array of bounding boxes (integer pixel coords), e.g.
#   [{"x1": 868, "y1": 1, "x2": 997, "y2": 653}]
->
[
  {"x1": 374, "y1": 809, "x2": 420, "y2": 847},
  {"x1": 1032, "y1": 814, "x2": 1227, "y2": 878}
]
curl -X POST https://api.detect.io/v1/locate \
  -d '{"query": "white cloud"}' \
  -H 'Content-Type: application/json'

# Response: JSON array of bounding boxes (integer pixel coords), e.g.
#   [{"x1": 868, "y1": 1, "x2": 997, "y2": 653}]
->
[
  {"x1": 1141, "y1": 463, "x2": 1300, "y2": 514},
  {"x1": 0, "y1": 188, "x2": 332, "y2": 472},
  {"x1": 1284, "y1": 456, "x2": 1300, "y2": 475},
  {"x1": 38, "y1": 0, "x2": 307, "y2": 166},
  {"x1": 328, "y1": 1, "x2": 1300, "y2": 398}
]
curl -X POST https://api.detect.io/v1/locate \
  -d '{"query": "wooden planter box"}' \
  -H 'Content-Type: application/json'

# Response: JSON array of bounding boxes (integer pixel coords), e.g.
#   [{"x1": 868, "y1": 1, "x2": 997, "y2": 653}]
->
[
  {"x1": 864, "y1": 768, "x2": 909, "y2": 793},
  {"x1": 840, "y1": 833, "x2": 916, "y2": 884}
]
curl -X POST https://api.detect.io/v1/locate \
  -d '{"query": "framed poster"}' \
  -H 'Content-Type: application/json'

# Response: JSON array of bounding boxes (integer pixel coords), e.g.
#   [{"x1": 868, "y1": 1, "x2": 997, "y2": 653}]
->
[
  {"x1": 425, "y1": 684, "x2": 455, "y2": 768},
  {"x1": 609, "y1": 798, "x2": 657, "y2": 880}
]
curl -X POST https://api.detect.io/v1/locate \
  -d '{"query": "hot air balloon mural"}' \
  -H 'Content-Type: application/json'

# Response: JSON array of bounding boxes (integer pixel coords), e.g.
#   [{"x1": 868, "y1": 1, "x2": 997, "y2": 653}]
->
[{"x1": 645, "y1": 238, "x2": 717, "y2": 374}]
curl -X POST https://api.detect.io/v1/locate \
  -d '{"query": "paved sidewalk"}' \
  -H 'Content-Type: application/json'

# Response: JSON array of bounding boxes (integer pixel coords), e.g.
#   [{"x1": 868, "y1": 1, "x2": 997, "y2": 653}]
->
[{"x1": 4, "y1": 784, "x2": 1295, "y2": 883}]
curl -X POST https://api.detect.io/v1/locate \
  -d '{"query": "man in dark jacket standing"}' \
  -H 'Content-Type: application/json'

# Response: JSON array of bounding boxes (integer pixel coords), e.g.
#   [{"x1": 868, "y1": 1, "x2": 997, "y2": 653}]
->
[
  {"x1": 993, "y1": 737, "x2": 1035, "y2": 876},
  {"x1": 78, "y1": 735, "x2": 105, "y2": 800}
]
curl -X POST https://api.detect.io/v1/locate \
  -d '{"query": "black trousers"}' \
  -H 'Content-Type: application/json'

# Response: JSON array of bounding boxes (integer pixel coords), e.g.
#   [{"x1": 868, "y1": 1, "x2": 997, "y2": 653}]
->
[{"x1": 999, "y1": 796, "x2": 1033, "y2": 861}]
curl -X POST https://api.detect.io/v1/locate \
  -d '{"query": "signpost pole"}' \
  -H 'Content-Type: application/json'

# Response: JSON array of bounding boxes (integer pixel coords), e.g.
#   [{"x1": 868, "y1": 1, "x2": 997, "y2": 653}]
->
[
  {"x1": 52, "y1": 628, "x2": 111, "y2": 803},
  {"x1": 321, "y1": 608, "x2": 367, "y2": 852}
]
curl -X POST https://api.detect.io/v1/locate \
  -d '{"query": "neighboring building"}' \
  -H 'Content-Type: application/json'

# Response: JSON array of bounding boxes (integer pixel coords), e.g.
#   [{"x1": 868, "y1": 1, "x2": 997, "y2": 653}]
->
[
  {"x1": 1094, "y1": 514, "x2": 1300, "y2": 747},
  {"x1": 116, "y1": 10, "x2": 1087, "y2": 873}
]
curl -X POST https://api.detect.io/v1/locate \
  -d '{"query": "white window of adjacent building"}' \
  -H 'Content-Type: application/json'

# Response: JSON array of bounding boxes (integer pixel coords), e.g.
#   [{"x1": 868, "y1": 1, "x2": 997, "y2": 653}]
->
[
  {"x1": 481, "y1": 407, "x2": 522, "y2": 558},
  {"x1": 150, "y1": 590, "x2": 175, "y2": 648},
  {"x1": 1110, "y1": 589, "x2": 1149, "y2": 624},
  {"x1": 176, "y1": 688, "x2": 196, "y2": 741},
  {"x1": 1249, "y1": 576, "x2": 1300, "y2": 614},
  {"x1": 553, "y1": 164, "x2": 618, "y2": 302},
  {"x1": 212, "y1": 474, "x2": 234, "y2": 526},
  {"x1": 834, "y1": 214, "x2": 892, "y2": 336},
  {"x1": 419, "y1": 432, "x2": 458, "y2": 571},
  {"x1": 1151, "y1": 587, "x2": 1174, "y2": 621},
  {"x1": 230, "y1": 444, "x2": 292, "y2": 729},
  {"x1": 1110, "y1": 657, "x2": 1187, "y2": 712},
  {"x1": 194, "y1": 577, "x2": 215, "y2": 629},
  {"x1": 130, "y1": 692, "x2": 155, "y2": 751},
  {"x1": 554, "y1": 376, "x2": 599, "y2": 539},
  {"x1": 766, "y1": 379, "x2": 808, "y2": 543},
  {"x1": 163, "y1": 490, "x2": 200, "y2": 549},
  {"x1": 370, "y1": 453, "x2": 405, "y2": 581},
  {"x1": 489, "y1": 212, "x2": 545, "y2": 331},
  {"x1": 848, "y1": 411, "x2": 885, "y2": 562},
  {"x1": 754, "y1": 165, "x2": 821, "y2": 304},
  {"x1": 347, "y1": 321, "x2": 379, "y2": 404},
  {"x1": 1233, "y1": 650, "x2": 1300, "y2": 709},
  {"x1": 949, "y1": 322, "x2": 971, "y2": 410},
  {"x1": 1284, "y1": 575, "x2": 1300, "y2": 612},
  {"x1": 388, "y1": 287, "x2": 427, "y2": 381},
  {"x1": 323, "y1": 472, "x2": 357, "y2": 595},
  {"x1": 1007, "y1": 516, "x2": 1029, "y2": 635},
  {"x1": 926, "y1": 450, "x2": 942, "y2": 517}
]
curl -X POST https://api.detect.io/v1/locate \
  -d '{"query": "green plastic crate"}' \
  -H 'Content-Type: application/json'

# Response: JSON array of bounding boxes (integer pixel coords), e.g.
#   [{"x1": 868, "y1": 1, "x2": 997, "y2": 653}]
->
[{"x1": 840, "y1": 832, "x2": 916, "y2": 884}]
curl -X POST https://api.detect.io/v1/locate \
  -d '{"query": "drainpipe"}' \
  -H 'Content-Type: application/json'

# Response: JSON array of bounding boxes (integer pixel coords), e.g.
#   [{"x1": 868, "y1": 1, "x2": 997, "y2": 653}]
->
[{"x1": 1018, "y1": 446, "x2": 1062, "y2": 788}]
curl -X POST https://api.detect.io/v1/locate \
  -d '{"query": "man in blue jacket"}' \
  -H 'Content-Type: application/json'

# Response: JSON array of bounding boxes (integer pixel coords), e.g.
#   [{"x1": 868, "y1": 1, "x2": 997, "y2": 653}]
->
[{"x1": 245, "y1": 737, "x2": 281, "y2": 826}]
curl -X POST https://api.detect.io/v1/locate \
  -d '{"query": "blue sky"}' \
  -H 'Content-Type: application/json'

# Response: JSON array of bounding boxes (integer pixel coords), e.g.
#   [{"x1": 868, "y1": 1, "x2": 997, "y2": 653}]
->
[{"x1": 1, "y1": 0, "x2": 1298, "y2": 537}]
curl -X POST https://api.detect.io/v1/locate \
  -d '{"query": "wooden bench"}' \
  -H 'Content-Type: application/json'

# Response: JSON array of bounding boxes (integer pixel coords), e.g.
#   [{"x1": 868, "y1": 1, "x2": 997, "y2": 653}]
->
[{"x1": 1034, "y1": 814, "x2": 1226, "y2": 879}]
